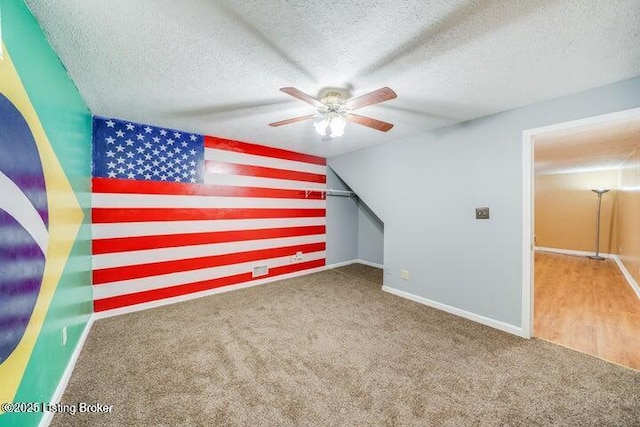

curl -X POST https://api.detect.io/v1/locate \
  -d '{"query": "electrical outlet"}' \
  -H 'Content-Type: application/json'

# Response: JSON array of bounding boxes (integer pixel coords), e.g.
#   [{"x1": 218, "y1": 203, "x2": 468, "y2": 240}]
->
[
  {"x1": 400, "y1": 270, "x2": 410, "y2": 280},
  {"x1": 475, "y1": 207, "x2": 490, "y2": 219},
  {"x1": 62, "y1": 326, "x2": 67, "y2": 347}
]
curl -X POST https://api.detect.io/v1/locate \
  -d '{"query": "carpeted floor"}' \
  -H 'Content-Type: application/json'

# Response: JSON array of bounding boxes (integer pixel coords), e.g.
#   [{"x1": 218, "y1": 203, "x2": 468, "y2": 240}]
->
[{"x1": 53, "y1": 264, "x2": 640, "y2": 426}]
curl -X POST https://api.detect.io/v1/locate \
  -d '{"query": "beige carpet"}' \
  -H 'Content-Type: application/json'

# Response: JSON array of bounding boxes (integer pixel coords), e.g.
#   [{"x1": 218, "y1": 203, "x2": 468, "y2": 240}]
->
[{"x1": 53, "y1": 264, "x2": 640, "y2": 426}]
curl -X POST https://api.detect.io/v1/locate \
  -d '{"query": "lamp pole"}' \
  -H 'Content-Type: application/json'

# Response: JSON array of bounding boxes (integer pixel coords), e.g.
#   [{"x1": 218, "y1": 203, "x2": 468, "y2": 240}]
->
[{"x1": 588, "y1": 189, "x2": 609, "y2": 260}]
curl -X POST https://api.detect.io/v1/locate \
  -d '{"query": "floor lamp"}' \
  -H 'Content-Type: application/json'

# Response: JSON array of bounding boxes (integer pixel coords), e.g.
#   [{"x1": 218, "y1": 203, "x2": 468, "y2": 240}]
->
[{"x1": 588, "y1": 189, "x2": 609, "y2": 260}]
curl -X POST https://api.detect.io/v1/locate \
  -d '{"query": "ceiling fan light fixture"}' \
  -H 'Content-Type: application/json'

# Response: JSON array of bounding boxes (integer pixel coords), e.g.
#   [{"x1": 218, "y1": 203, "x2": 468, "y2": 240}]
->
[
  {"x1": 313, "y1": 117, "x2": 330, "y2": 136},
  {"x1": 314, "y1": 113, "x2": 346, "y2": 138},
  {"x1": 271, "y1": 86, "x2": 396, "y2": 137},
  {"x1": 329, "y1": 114, "x2": 346, "y2": 138}
]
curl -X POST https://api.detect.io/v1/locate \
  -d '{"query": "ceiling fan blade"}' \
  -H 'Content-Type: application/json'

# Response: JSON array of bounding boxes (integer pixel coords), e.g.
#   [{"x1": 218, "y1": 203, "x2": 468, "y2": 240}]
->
[
  {"x1": 269, "y1": 114, "x2": 316, "y2": 127},
  {"x1": 347, "y1": 113, "x2": 394, "y2": 132},
  {"x1": 279, "y1": 87, "x2": 324, "y2": 108},
  {"x1": 345, "y1": 87, "x2": 397, "y2": 110}
]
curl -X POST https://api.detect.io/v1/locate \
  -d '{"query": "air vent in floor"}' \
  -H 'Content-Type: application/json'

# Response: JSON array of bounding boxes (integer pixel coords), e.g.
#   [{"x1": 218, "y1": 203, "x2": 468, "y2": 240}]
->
[{"x1": 252, "y1": 264, "x2": 269, "y2": 278}]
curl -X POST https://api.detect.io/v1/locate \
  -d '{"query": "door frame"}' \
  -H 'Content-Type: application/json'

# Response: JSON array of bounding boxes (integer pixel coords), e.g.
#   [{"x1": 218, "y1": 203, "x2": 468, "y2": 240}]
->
[{"x1": 521, "y1": 106, "x2": 640, "y2": 338}]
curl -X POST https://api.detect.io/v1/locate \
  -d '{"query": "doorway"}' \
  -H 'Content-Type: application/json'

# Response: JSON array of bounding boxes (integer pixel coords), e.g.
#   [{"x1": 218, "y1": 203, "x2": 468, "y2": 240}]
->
[{"x1": 522, "y1": 107, "x2": 640, "y2": 369}]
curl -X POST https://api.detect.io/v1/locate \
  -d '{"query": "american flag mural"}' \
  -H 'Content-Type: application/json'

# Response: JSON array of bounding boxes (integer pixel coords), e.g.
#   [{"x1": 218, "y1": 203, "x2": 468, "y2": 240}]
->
[{"x1": 92, "y1": 117, "x2": 326, "y2": 312}]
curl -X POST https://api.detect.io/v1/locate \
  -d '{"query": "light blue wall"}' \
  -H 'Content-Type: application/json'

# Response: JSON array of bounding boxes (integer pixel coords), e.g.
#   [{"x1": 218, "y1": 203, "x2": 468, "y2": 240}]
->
[
  {"x1": 325, "y1": 166, "x2": 358, "y2": 265},
  {"x1": 329, "y1": 76, "x2": 640, "y2": 330},
  {"x1": 326, "y1": 166, "x2": 384, "y2": 266},
  {"x1": 358, "y1": 201, "x2": 383, "y2": 266}
]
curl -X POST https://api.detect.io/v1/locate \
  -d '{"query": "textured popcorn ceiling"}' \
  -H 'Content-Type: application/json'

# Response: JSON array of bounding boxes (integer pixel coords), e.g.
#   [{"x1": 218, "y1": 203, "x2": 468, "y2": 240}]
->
[{"x1": 25, "y1": 0, "x2": 640, "y2": 158}]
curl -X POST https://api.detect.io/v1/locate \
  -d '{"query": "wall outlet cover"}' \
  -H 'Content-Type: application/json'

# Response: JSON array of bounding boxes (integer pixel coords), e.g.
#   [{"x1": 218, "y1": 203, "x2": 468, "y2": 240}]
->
[
  {"x1": 475, "y1": 207, "x2": 490, "y2": 219},
  {"x1": 400, "y1": 270, "x2": 410, "y2": 280}
]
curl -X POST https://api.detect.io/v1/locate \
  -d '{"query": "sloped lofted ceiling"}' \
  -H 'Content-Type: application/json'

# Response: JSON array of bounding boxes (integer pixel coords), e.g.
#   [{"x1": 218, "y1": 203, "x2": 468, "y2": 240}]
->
[{"x1": 24, "y1": 0, "x2": 640, "y2": 158}]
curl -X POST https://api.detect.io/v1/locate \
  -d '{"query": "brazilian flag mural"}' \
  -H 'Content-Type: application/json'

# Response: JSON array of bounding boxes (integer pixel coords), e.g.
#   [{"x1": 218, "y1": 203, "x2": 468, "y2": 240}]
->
[{"x1": 0, "y1": 0, "x2": 92, "y2": 425}]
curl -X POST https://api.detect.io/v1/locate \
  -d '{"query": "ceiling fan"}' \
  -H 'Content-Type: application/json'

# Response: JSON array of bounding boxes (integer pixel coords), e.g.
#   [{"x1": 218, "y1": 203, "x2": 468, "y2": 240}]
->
[{"x1": 269, "y1": 86, "x2": 397, "y2": 138}]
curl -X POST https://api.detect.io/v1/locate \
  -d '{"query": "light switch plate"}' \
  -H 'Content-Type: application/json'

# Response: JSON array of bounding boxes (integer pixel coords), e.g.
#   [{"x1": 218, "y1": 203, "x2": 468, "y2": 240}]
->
[{"x1": 475, "y1": 207, "x2": 490, "y2": 219}]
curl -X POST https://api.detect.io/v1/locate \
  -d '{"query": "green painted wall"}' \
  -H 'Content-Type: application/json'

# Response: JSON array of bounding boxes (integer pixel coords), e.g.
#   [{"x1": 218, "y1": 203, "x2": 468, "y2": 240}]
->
[{"x1": 0, "y1": 1, "x2": 92, "y2": 426}]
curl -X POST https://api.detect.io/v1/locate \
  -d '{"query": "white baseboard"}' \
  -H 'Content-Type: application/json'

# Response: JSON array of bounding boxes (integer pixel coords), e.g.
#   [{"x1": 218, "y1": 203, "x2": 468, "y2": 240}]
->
[
  {"x1": 535, "y1": 246, "x2": 614, "y2": 258},
  {"x1": 381, "y1": 286, "x2": 525, "y2": 338},
  {"x1": 326, "y1": 259, "x2": 360, "y2": 269},
  {"x1": 355, "y1": 259, "x2": 383, "y2": 269},
  {"x1": 325, "y1": 259, "x2": 382, "y2": 269},
  {"x1": 612, "y1": 255, "x2": 640, "y2": 300},
  {"x1": 94, "y1": 260, "x2": 364, "y2": 320},
  {"x1": 39, "y1": 314, "x2": 94, "y2": 427}
]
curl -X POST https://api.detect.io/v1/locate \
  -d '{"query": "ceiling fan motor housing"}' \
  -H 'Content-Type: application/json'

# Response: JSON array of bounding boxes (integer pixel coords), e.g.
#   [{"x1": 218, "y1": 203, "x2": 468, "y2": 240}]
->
[{"x1": 318, "y1": 92, "x2": 349, "y2": 116}]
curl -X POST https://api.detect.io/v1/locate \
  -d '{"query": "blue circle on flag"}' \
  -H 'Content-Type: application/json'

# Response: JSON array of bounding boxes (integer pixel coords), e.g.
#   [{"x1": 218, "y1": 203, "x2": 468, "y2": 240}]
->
[{"x1": 0, "y1": 93, "x2": 48, "y2": 363}]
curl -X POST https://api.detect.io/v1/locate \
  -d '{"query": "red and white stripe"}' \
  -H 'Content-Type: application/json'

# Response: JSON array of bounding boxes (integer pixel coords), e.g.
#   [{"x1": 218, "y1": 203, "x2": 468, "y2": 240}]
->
[{"x1": 92, "y1": 136, "x2": 326, "y2": 312}]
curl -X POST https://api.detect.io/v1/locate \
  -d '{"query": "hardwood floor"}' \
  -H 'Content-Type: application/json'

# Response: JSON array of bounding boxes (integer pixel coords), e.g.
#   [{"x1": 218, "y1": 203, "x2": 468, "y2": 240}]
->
[{"x1": 534, "y1": 251, "x2": 640, "y2": 370}]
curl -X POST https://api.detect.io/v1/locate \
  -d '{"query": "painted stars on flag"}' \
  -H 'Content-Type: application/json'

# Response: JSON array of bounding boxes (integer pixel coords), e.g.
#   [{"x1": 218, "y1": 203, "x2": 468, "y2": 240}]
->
[{"x1": 92, "y1": 116, "x2": 204, "y2": 183}]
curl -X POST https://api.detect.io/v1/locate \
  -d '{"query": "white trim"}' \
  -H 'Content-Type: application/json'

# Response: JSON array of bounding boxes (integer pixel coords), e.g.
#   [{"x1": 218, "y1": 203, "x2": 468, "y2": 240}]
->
[
  {"x1": 326, "y1": 259, "x2": 360, "y2": 269},
  {"x1": 320, "y1": 259, "x2": 358, "y2": 269},
  {"x1": 535, "y1": 246, "x2": 614, "y2": 258},
  {"x1": 382, "y1": 286, "x2": 525, "y2": 337},
  {"x1": 355, "y1": 259, "x2": 383, "y2": 269},
  {"x1": 93, "y1": 259, "x2": 360, "y2": 319},
  {"x1": 39, "y1": 315, "x2": 95, "y2": 427},
  {"x1": 522, "y1": 107, "x2": 640, "y2": 339},
  {"x1": 522, "y1": 129, "x2": 534, "y2": 338},
  {"x1": 325, "y1": 259, "x2": 382, "y2": 269},
  {"x1": 612, "y1": 256, "x2": 640, "y2": 300}
]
